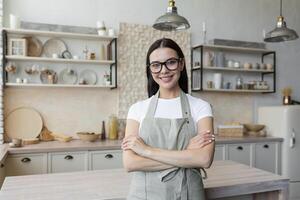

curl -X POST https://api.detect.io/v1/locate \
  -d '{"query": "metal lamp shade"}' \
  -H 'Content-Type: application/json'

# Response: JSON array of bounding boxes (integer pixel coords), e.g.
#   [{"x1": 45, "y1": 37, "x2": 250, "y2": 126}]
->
[
  {"x1": 153, "y1": 13, "x2": 190, "y2": 31},
  {"x1": 264, "y1": 18, "x2": 299, "y2": 42}
]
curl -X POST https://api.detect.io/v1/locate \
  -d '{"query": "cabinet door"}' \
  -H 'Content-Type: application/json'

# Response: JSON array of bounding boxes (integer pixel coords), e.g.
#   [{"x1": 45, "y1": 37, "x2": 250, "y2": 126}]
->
[
  {"x1": 48, "y1": 151, "x2": 88, "y2": 173},
  {"x1": 228, "y1": 144, "x2": 251, "y2": 166},
  {"x1": 0, "y1": 162, "x2": 5, "y2": 188},
  {"x1": 5, "y1": 153, "x2": 47, "y2": 176},
  {"x1": 214, "y1": 145, "x2": 226, "y2": 161},
  {"x1": 89, "y1": 150, "x2": 123, "y2": 170},
  {"x1": 254, "y1": 142, "x2": 277, "y2": 173}
]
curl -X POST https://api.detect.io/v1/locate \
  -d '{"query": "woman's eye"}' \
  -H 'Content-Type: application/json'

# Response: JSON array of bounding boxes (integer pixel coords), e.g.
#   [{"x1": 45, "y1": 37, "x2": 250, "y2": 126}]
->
[
  {"x1": 150, "y1": 63, "x2": 161, "y2": 68},
  {"x1": 167, "y1": 59, "x2": 177, "y2": 65}
]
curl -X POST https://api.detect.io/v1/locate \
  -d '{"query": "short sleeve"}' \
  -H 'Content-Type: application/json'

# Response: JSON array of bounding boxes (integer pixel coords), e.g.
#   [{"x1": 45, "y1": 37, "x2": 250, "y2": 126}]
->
[
  {"x1": 127, "y1": 102, "x2": 142, "y2": 122},
  {"x1": 195, "y1": 102, "x2": 213, "y2": 123}
]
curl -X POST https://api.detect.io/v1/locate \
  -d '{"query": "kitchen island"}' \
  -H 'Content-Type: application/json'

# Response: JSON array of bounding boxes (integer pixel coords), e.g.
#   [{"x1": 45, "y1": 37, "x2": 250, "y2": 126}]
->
[{"x1": 0, "y1": 160, "x2": 288, "y2": 200}]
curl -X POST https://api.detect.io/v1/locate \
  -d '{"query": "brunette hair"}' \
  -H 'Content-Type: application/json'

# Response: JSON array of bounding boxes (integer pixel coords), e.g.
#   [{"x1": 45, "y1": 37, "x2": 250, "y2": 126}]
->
[{"x1": 146, "y1": 38, "x2": 188, "y2": 97}]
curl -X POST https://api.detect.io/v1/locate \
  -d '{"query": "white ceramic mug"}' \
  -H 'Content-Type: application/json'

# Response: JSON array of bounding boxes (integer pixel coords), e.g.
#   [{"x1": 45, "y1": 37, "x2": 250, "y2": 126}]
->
[
  {"x1": 108, "y1": 28, "x2": 115, "y2": 37},
  {"x1": 9, "y1": 14, "x2": 20, "y2": 29},
  {"x1": 52, "y1": 53, "x2": 58, "y2": 59},
  {"x1": 213, "y1": 73, "x2": 223, "y2": 89}
]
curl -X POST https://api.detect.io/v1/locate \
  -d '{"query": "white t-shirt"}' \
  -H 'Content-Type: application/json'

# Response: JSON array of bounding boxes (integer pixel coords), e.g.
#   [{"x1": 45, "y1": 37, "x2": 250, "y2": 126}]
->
[{"x1": 127, "y1": 94, "x2": 213, "y2": 129}]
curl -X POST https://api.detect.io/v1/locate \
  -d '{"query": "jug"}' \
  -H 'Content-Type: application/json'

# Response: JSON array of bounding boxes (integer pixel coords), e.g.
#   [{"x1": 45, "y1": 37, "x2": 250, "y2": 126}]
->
[
  {"x1": 214, "y1": 52, "x2": 225, "y2": 67},
  {"x1": 203, "y1": 52, "x2": 214, "y2": 67}
]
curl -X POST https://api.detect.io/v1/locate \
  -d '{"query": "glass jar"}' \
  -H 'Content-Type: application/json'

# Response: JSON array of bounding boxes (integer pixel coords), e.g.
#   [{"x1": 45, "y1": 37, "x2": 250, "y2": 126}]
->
[
  {"x1": 108, "y1": 115, "x2": 118, "y2": 140},
  {"x1": 235, "y1": 75, "x2": 243, "y2": 89}
]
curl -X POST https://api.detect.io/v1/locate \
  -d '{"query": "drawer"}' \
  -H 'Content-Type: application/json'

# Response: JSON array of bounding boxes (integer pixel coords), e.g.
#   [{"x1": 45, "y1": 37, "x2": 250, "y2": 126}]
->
[
  {"x1": 5, "y1": 153, "x2": 48, "y2": 176},
  {"x1": 214, "y1": 145, "x2": 226, "y2": 161},
  {"x1": 48, "y1": 151, "x2": 88, "y2": 173},
  {"x1": 254, "y1": 143, "x2": 277, "y2": 173},
  {"x1": 89, "y1": 150, "x2": 123, "y2": 170},
  {"x1": 228, "y1": 144, "x2": 251, "y2": 166}
]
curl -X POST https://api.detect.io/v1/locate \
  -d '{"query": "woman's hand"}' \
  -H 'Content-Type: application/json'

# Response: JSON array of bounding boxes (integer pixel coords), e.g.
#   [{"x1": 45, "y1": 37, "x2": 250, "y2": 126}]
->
[
  {"x1": 122, "y1": 135, "x2": 151, "y2": 157},
  {"x1": 187, "y1": 130, "x2": 215, "y2": 150}
]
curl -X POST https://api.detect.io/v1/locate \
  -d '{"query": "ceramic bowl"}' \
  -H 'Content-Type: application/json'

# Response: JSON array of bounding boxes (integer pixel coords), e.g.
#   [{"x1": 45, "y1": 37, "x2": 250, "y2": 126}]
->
[
  {"x1": 77, "y1": 132, "x2": 100, "y2": 142},
  {"x1": 244, "y1": 124, "x2": 265, "y2": 132}
]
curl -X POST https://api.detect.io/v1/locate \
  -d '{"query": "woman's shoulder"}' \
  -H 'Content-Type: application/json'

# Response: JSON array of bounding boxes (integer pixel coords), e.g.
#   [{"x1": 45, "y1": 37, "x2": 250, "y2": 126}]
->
[
  {"x1": 127, "y1": 97, "x2": 152, "y2": 122},
  {"x1": 130, "y1": 97, "x2": 152, "y2": 110}
]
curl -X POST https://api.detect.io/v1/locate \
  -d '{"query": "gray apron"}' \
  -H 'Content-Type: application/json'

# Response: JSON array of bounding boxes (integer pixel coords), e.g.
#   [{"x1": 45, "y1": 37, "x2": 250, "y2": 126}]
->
[{"x1": 127, "y1": 90, "x2": 206, "y2": 200}]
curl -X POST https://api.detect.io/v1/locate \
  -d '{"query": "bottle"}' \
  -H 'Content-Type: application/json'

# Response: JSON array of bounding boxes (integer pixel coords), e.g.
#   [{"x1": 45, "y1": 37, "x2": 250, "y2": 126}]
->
[
  {"x1": 101, "y1": 121, "x2": 106, "y2": 140},
  {"x1": 108, "y1": 115, "x2": 118, "y2": 140}
]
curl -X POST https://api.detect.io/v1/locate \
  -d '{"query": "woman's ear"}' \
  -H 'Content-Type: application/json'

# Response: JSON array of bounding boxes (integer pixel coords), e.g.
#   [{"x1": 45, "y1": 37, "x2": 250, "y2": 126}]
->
[{"x1": 179, "y1": 59, "x2": 185, "y2": 71}]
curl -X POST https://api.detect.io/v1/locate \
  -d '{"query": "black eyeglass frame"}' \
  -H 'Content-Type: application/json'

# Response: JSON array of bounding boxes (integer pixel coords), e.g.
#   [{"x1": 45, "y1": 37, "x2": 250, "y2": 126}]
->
[{"x1": 148, "y1": 57, "x2": 182, "y2": 74}]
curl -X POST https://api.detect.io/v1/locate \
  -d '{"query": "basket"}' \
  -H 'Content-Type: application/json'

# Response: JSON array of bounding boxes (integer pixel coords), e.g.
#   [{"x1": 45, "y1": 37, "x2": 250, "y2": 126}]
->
[{"x1": 217, "y1": 125, "x2": 244, "y2": 137}]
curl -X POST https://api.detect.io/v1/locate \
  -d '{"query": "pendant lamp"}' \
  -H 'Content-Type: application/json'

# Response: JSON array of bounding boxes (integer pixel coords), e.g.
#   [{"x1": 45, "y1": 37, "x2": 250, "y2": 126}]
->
[
  {"x1": 264, "y1": 0, "x2": 298, "y2": 42},
  {"x1": 153, "y1": 0, "x2": 190, "y2": 31}
]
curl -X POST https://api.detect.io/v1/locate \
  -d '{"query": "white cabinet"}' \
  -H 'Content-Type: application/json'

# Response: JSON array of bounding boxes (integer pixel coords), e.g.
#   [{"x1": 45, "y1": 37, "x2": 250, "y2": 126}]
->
[
  {"x1": 254, "y1": 142, "x2": 279, "y2": 174},
  {"x1": 5, "y1": 153, "x2": 47, "y2": 176},
  {"x1": 48, "y1": 151, "x2": 88, "y2": 173},
  {"x1": 89, "y1": 150, "x2": 123, "y2": 170},
  {"x1": 228, "y1": 143, "x2": 252, "y2": 166},
  {"x1": 214, "y1": 145, "x2": 226, "y2": 161},
  {"x1": 0, "y1": 162, "x2": 5, "y2": 188}
]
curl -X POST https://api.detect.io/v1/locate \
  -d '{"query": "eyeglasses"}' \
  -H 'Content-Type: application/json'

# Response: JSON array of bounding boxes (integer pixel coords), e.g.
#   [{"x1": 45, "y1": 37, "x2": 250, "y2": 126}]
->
[{"x1": 148, "y1": 58, "x2": 181, "y2": 74}]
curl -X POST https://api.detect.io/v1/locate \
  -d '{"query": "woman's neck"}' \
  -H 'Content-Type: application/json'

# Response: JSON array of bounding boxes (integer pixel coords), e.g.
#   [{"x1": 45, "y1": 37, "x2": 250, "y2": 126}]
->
[{"x1": 159, "y1": 86, "x2": 181, "y2": 99}]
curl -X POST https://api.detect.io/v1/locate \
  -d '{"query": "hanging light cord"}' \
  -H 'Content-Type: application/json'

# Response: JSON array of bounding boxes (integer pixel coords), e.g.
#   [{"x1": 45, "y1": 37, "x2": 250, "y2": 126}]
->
[{"x1": 280, "y1": 0, "x2": 282, "y2": 16}]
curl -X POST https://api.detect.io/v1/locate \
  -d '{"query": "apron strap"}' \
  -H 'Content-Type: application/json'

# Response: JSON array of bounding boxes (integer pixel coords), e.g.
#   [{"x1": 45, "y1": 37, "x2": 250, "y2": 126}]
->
[
  {"x1": 145, "y1": 91, "x2": 159, "y2": 118},
  {"x1": 179, "y1": 90, "x2": 192, "y2": 119}
]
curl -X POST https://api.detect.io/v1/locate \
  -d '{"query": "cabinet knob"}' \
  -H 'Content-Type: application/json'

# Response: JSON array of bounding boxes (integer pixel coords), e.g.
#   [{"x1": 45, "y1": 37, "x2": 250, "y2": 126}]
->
[
  {"x1": 21, "y1": 157, "x2": 31, "y2": 163},
  {"x1": 0, "y1": 163, "x2": 4, "y2": 168},
  {"x1": 105, "y1": 154, "x2": 113, "y2": 159},
  {"x1": 64, "y1": 155, "x2": 74, "y2": 160},
  {"x1": 237, "y1": 146, "x2": 243, "y2": 151},
  {"x1": 263, "y1": 144, "x2": 269, "y2": 149}
]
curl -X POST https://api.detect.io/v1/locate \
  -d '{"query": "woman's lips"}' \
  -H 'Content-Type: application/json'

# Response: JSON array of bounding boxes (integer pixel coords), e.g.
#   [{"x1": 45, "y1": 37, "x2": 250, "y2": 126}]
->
[{"x1": 159, "y1": 75, "x2": 173, "y2": 82}]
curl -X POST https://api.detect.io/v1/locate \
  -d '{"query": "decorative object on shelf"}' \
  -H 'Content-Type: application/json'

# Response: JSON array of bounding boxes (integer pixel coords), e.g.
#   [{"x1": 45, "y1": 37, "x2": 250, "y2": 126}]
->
[
  {"x1": 59, "y1": 68, "x2": 78, "y2": 84},
  {"x1": 25, "y1": 64, "x2": 40, "y2": 75},
  {"x1": 9, "y1": 14, "x2": 20, "y2": 29},
  {"x1": 282, "y1": 87, "x2": 292, "y2": 105},
  {"x1": 266, "y1": 63, "x2": 273, "y2": 71},
  {"x1": 79, "y1": 69, "x2": 97, "y2": 85},
  {"x1": 8, "y1": 38, "x2": 27, "y2": 56},
  {"x1": 264, "y1": 0, "x2": 298, "y2": 42},
  {"x1": 40, "y1": 69, "x2": 57, "y2": 84},
  {"x1": 206, "y1": 81, "x2": 213, "y2": 89},
  {"x1": 22, "y1": 78, "x2": 28, "y2": 84},
  {"x1": 235, "y1": 75, "x2": 243, "y2": 89},
  {"x1": 204, "y1": 52, "x2": 214, "y2": 67},
  {"x1": 77, "y1": 132, "x2": 100, "y2": 142},
  {"x1": 82, "y1": 45, "x2": 89, "y2": 60},
  {"x1": 218, "y1": 123, "x2": 244, "y2": 137},
  {"x1": 153, "y1": 0, "x2": 190, "y2": 31},
  {"x1": 108, "y1": 115, "x2": 118, "y2": 140},
  {"x1": 259, "y1": 63, "x2": 267, "y2": 70},
  {"x1": 4, "y1": 107, "x2": 43, "y2": 141},
  {"x1": 214, "y1": 52, "x2": 225, "y2": 67},
  {"x1": 97, "y1": 21, "x2": 107, "y2": 36},
  {"x1": 223, "y1": 82, "x2": 231, "y2": 89},
  {"x1": 244, "y1": 124, "x2": 266, "y2": 137},
  {"x1": 88, "y1": 52, "x2": 96, "y2": 60},
  {"x1": 202, "y1": 22, "x2": 207, "y2": 44},
  {"x1": 72, "y1": 55, "x2": 79, "y2": 60},
  {"x1": 213, "y1": 73, "x2": 222, "y2": 89},
  {"x1": 243, "y1": 62, "x2": 252, "y2": 70},
  {"x1": 108, "y1": 28, "x2": 115, "y2": 37},
  {"x1": 62, "y1": 50, "x2": 73, "y2": 59},
  {"x1": 5, "y1": 62, "x2": 17, "y2": 73},
  {"x1": 103, "y1": 72, "x2": 111, "y2": 86},
  {"x1": 39, "y1": 126, "x2": 54, "y2": 141},
  {"x1": 24, "y1": 36, "x2": 43, "y2": 57},
  {"x1": 226, "y1": 60, "x2": 234, "y2": 68},
  {"x1": 16, "y1": 77, "x2": 22, "y2": 84},
  {"x1": 43, "y1": 38, "x2": 67, "y2": 58},
  {"x1": 233, "y1": 61, "x2": 240, "y2": 68},
  {"x1": 209, "y1": 39, "x2": 266, "y2": 49}
]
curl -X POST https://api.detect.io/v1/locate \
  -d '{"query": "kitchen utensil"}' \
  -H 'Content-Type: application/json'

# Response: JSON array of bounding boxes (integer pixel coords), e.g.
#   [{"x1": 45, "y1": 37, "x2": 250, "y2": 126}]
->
[
  {"x1": 24, "y1": 36, "x2": 43, "y2": 57},
  {"x1": 59, "y1": 68, "x2": 78, "y2": 84},
  {"x1": 5, "y1": 107, "x2": 43, "y2": 141},
  {"x1": 79, "y1": 69, "x2": 97, "y2": 85},
  {"x1": 43, "y1": 38, "x2": 67, "y2": 58},
  {"x1": 22, "y1": 138, "x2": 40, "y2": 145},
  {"x1": 77, "y1": 132, "x2": 100, "y2": 142}
]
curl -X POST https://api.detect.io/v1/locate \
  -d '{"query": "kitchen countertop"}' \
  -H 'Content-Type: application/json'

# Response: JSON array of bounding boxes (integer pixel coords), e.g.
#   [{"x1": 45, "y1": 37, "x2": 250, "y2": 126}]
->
[
  {"x1": 0, "y1": 160, "x2": 289, "y2": 200},
  {"x1": 0, "y1": 136, "x2": 283, "y2": 163}
]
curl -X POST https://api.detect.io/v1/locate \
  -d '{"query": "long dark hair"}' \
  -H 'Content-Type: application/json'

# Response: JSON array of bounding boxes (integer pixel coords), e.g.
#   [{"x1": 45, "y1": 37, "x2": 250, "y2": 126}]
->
[{"x1": 146, "y1": 38, "x2": 188, "y2": 97}]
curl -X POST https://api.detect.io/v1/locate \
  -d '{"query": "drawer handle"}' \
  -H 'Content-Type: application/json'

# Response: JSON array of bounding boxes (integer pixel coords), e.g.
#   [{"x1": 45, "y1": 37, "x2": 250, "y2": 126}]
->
[
  {"x1": 105, "y1": 154, "x2": 113, "y2": 159},
  {"x1": 237, "y1": 146, "x2": 243, "y2": 151},
  {"x1": 64, "y1": 155, "x2": 74, "y2": 160},
  {"x1": 21, "y1": 157, "x2": 31, "y2": 163},
  {"x1": 0, "y1": 163, "x2": 4, "y2": 168},
  {"x1": 263, "y1": 144, "x2": 269, "y2": 149}
]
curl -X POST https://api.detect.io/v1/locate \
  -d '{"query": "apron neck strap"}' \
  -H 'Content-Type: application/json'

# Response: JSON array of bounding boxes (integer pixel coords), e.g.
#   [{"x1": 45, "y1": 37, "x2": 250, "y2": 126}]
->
[{"x1": 145, "y1": 90, "x2": 192, "y2": 119}]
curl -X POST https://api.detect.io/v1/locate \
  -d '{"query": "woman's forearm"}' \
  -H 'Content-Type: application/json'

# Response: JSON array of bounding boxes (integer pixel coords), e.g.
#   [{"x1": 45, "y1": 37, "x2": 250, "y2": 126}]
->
[
  {"x1": 143, "y1": 143, "x2": 214, "y2": 169},
  {"x1": 123, "y1": 150, "x2": 174, "y2": 172}
]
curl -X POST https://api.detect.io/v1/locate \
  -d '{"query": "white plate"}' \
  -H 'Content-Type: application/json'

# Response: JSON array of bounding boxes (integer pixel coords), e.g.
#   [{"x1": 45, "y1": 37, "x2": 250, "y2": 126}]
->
[
  {"x1": 43, "y1": 38, "x2": 67, "y2": 58},
  {"x1": 59, "y1": 68, "x2": 78, "y2": 84},
  {"x1": 79, "y1": 70, "x2": 97, "y2": 85},
  {"x1": 5, "y1": 107, "x2": 43, "y2": 140}
]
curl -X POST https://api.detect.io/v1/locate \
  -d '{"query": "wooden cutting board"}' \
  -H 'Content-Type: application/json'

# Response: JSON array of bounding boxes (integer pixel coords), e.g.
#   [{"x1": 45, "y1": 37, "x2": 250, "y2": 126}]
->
[{"x1": 5, "y1": 107, "x2": 43, "y2": 140}]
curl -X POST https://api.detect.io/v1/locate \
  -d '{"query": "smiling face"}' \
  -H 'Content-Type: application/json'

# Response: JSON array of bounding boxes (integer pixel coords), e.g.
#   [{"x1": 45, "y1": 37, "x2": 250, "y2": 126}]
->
[{"x1": 149, "y1": 47, "x2": 184, "y2": 91}]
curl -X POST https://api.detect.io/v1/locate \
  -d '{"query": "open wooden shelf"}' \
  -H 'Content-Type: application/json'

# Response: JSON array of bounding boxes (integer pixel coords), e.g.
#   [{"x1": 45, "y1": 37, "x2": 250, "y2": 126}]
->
[{"x1": 5, "y1": 83, "x2": 115, "y2": 88}]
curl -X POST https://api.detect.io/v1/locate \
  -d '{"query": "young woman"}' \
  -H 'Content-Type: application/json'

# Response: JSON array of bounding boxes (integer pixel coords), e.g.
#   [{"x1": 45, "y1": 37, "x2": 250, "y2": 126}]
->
[{"x1": 122, "y1": 38, "x2": 215, "y2": 200}]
